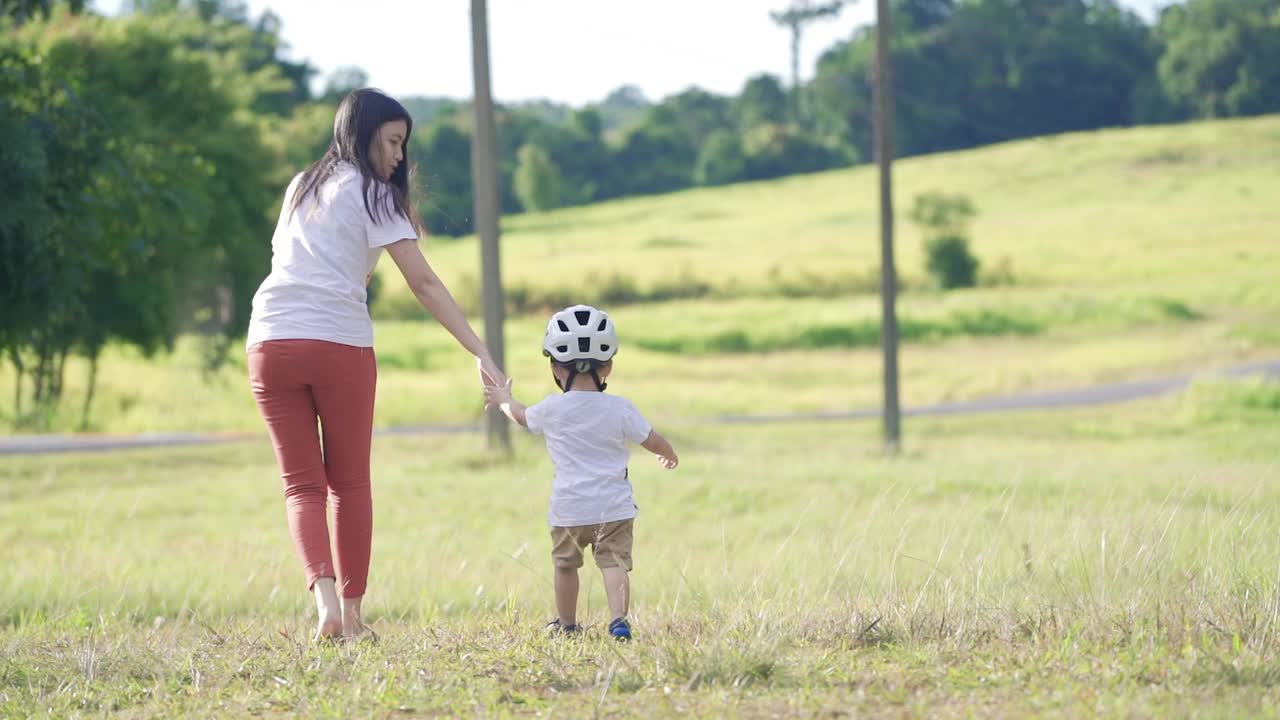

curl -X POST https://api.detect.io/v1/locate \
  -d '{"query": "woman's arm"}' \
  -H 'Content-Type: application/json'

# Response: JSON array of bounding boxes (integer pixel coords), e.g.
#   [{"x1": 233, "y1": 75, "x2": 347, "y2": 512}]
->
[{"x1": 385, "y1": 239, "x2": 506, "y2": 387}]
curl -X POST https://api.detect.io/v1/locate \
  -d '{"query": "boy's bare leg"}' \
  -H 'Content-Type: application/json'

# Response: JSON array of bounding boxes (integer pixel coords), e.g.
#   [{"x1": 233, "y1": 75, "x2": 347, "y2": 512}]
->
[
  {"x1": 601, "y1": 567, "x2": 630, "y2": 620},
  {"x1": 555, "y1": 567, "x2": 580, "y2": 626}
]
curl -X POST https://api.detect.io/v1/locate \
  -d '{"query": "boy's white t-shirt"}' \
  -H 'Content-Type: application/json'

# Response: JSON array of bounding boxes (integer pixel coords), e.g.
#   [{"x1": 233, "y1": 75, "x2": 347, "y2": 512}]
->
[
  {"x1": 525, "y1": 391, "x2": 654, "y2": 528},
  {"x1": 246, "y1": 162, "x2": 417, "y2": 349}
]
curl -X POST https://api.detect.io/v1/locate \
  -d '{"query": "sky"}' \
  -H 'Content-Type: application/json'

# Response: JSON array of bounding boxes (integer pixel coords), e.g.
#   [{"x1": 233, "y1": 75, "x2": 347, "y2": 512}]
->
[{"x1": 92, "y1": 0, "x2": 1172, "y2": 106}]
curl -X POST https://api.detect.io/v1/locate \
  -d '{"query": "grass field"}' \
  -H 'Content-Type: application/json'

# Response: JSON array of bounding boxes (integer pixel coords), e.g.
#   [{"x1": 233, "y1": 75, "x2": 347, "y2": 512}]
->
[
  {"x1": 3, "y1": 116, "x2": 1279, "y2": 716},
  {"x1": 2, "y1": 378, "x2": 1279, "y2": 717},
  {"x1": 2, "y1": 115, "x2": 1278, "y2": 433}
]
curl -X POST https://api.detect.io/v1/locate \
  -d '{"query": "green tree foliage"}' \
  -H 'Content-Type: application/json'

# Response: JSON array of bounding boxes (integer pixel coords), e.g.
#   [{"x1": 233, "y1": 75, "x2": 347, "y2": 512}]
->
[
  {"x1": 742, "y1": 124, "x2": 851, "y2": 181},
  {"x1": 514, "y1": 143, "x2": 562, "y2": 212},
  {"x1": 695, "y1": 129, "x2": 748, "y2": 186},
  {"x1": 735, "y1": 74, "x2": 790, "y2": 130},
  {"x1": 414, "y1": 123, "x2": 475, "y2": 237},
  {"x1": 594, "y1": 84, "x2": 650, "y2": 134},
  {"x1": 1157, "y1": 0, "x2": 1280, "y2": 118},
  {"x1": 1, "y1": 7, "x2": 295, "y2": 425},
  {"x1": 910, "y1": 192, "x2": 980, "y2": 290},
  {"x1": 321, "y1": 66, "x2": 369, "y2": 104},
  {"x1": 811, "y1": 0, "x2": 1158, "y2": 158},
  {"x1": 0, "y1": 0, "x2": 83, "y2": 21},
  {"x1": 613, "y1": 106, "x2": 698, "y2": 196}
]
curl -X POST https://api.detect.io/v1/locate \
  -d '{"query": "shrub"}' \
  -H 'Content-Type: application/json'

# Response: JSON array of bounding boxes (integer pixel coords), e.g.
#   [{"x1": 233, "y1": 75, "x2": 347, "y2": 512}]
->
[{"x1": 924, "y1": 234, "x2": 980, "y2": 290}]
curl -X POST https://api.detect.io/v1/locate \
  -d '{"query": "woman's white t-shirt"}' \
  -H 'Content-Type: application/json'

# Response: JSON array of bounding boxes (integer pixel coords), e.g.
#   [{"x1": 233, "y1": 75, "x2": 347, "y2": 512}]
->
[{"x1": 246, "y1": 162, "x2": 417, "y2": 349}]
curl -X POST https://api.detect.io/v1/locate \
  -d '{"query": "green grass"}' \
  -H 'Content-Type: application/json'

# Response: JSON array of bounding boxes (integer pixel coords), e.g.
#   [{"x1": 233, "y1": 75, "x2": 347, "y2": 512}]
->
[
  {"x1": 2, "y1": 115, "x2": 1279, "y2": 434},
  {"x1": 2, "y1": 380, "x2": 1279, "y2": 717}
]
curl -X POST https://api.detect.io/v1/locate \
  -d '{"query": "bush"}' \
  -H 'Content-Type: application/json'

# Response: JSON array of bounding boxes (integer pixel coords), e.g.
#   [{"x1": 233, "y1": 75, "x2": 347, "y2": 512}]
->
[
  {"x1": 910, "y1": 191, "x2": 982, "y2": 290},
  {"x1": 924, "y1": 234, "x2": 980, "y2": 290}
]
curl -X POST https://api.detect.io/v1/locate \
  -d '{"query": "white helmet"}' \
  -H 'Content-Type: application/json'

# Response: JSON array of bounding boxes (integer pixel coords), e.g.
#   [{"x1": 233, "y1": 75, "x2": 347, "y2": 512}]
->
[{"x1": 542, "y1": 304, "x2": 619, "y2": 369}]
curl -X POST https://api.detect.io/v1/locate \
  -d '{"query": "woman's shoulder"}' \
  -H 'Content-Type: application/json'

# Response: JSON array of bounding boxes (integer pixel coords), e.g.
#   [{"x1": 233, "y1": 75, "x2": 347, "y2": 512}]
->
[{"x1": 331, "y1": 161, "x2": 363, "y2": 188}]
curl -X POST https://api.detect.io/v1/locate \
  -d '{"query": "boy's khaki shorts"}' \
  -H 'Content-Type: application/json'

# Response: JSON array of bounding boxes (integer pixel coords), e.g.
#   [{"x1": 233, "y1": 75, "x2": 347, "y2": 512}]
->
[{"x1": 550, "y1": 519, "x2": 634, "y2": 571}]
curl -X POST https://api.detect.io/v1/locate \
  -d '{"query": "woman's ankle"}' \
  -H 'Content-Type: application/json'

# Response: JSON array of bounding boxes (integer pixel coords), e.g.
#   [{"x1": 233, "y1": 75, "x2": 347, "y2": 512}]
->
[{"x1": 340, "y1": 595, "x2": 366, "y2": 634}]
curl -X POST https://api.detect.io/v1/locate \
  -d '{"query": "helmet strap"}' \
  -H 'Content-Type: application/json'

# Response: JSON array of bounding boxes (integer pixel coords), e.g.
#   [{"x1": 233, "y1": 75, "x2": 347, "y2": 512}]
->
[
  {"x1": 558, "y1": 368, "x2": 577, "y2": 393},
  {"x1": 554, "y1": 362, "x2": 607, "y2": 392}
]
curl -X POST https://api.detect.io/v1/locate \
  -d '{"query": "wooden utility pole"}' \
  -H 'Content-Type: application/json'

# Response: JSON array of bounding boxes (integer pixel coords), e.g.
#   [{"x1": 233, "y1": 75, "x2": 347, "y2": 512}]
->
[
  {"x1": 874, "y1": 0, "x2": 901, "y2": 453},
  {"x1": 469, "y1": 0, "x2": 509, "y2": 452}
]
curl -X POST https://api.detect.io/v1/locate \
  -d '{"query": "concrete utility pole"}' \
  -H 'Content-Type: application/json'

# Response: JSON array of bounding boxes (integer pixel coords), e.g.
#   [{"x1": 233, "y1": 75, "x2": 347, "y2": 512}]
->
[
  {"x1": 469, "y1": 0, "x2": 509, "y2": 452},
  {"x1": 874, "y1": 0, "x2": 901, "y2": 453}
]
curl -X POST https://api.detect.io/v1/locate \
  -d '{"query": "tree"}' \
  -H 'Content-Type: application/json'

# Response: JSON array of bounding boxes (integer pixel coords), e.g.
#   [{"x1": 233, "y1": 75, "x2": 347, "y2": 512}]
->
[
  {"x1": 0, "y1": 0, "x2": 83, "y2": 21},
  {"x1": 809, "y1": 0, "x2": 1158, "y2": 160},
  {"x1": 735, "y1": 73, "x2": 790, "y2": 130},
  {"x1": 415, "y1": 123, "x2": 475, "y2": 237},
  {"x1": 514, "y1": 143, "x2": 562, "y2": 212},
  {"x1": 897, "y1": 0, "x2": 954, "y2": 31},
  {"x1": 2, "y1": 10, "x2": 280, "y2": 426},
  {"x1": 613, "y1": 107, "x2": 698, "y2": 195},
  {"x1": 1157, "y1": 0, "x2": 1280, "y2": 118},
  {"x1": 771, "y1": 0, "x2": 846, "y2": 125},
  {"x1": 595, "y1": 84, "x2": 650, "y2": 133},
  {"x1": 743, "y1": 124, "x2": 850, "y2": 180},
  {"x1": 322, "y1": 66, "x2": 370, "y2": 104},
  {"x1": 695, "y1": 130, "x2": 748, "y2": 186},
  {"x1": 659, "y1": 88, "x2": 735, "y2": 153}
]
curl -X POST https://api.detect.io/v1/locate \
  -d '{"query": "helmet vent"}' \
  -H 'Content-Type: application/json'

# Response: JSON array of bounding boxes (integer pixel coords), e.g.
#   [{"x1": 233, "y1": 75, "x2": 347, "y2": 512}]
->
[
  {"x1": 557, "y1": 320, "x2": 570, "y2": 332},
  {"x1": 574, "y1": 310, "x2": 591, "y2": 326},
  {"x1": 600, "y1": 344, "x2": 611, "y2": 352},
  {"x1": 597, "y1": 319, "x2": 608, "y2": 332},
  {"x1": 578, "y1": 337, "x2": 591, "y2": 353},
  {"x1": 556, "y1": 344, "x2": 569, "y2": 354}
]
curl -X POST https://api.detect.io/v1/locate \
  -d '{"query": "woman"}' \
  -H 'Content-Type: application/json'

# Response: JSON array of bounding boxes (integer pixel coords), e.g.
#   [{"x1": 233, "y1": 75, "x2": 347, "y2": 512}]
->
[{"x1": 246, "y1": 88, "x2": 504, "y2": 641}]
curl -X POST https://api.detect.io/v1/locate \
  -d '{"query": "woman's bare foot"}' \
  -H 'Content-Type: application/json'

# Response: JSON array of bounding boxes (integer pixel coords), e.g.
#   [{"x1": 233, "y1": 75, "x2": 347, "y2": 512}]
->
[
  {"x1": 313, "y1": 578, "x2": 342, "y2": 642},
  {"x1": 340, "y1": 595, "x2": 377, "y2": 642}
]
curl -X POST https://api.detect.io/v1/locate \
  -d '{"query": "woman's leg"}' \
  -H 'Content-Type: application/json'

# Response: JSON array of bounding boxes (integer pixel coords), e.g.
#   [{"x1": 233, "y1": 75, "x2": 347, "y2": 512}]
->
[
  {"x1": 311, "y1": 344, "x2": 378, "y2": 637},
  {"x1": 249, "y1": 341, "x2": 339, "y2": 639}
]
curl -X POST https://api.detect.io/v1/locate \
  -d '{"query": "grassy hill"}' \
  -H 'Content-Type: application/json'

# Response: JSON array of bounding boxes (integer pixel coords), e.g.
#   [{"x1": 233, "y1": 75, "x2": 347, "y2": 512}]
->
[{"x1": 3, "y1": 115, "x2": 1278, "y2": 433}]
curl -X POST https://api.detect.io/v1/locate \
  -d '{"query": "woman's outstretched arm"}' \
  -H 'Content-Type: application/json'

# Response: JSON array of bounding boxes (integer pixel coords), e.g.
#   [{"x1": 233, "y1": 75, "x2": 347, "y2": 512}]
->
[{"x1": 385, "y1": 238, "x2": 507, "y2": 388}]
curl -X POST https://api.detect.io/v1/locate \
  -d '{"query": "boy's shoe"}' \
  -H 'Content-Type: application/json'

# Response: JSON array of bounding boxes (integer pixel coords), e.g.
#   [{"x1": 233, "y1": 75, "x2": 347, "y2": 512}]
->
[
  {"x1": 546, "y1": 619, "x2": 581, "y2": 636},
  {"x1": 608, "y1": 617, "x2": 632, "y2": 642}
]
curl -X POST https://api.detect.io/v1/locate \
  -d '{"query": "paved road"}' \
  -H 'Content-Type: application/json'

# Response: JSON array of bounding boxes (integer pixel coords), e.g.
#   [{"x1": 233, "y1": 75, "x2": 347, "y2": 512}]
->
[{"x1": 3, "y1": 359, "x2": 1277, "y2": 456}]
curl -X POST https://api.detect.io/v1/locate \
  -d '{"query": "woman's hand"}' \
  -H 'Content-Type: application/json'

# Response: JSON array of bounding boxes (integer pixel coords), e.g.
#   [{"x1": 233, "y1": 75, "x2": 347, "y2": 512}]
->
[{"x1": 477, "y1": 356, "x2": 506, "y2": 389}]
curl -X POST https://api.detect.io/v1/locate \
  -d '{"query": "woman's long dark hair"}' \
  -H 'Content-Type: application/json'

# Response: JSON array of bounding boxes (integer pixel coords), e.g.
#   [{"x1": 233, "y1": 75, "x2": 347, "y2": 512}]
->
[{"x1": 289, "y1": 88, "x2": 418, "y2": 230}]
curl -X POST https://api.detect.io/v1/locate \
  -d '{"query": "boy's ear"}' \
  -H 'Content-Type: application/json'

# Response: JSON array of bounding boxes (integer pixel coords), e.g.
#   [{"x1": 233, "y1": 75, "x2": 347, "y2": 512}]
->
[{"x1": 599, "y1": 360, "x2": 614, "y2": 377}]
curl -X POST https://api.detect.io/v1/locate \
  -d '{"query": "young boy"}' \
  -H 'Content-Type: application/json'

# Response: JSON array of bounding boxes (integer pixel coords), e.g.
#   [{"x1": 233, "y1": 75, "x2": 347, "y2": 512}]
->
[{"x1": 484, "y1": 304, "x2": 678, "y2": 642}]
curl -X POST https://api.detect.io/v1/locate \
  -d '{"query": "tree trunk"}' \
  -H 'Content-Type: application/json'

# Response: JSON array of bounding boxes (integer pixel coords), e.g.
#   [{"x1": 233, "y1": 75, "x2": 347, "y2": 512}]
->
[
  {"x1": 790, "y1": 22, "x2": 802, "y2": 124},
  {"x1": 9, "y1": 349, "x2": 24, "y2": 421},
  {"x1": 32, "y1": 333, "x2": 48, "y2": 405},
  {"x1": 52, "y1": 347, "x2": 67, "y2": 401},
  {"x1": 81, "y1": 352, "x2": 99, "y2": 431}
]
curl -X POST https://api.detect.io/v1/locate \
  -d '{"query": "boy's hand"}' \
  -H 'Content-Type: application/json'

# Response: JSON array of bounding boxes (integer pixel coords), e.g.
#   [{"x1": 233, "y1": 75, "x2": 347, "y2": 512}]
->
[
  {"x1": 484, "y1": 378, "x2": 514, "y2": 410},
  {"x1": 641, "y1": 430, "x2": 679, "y2": 470}
]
